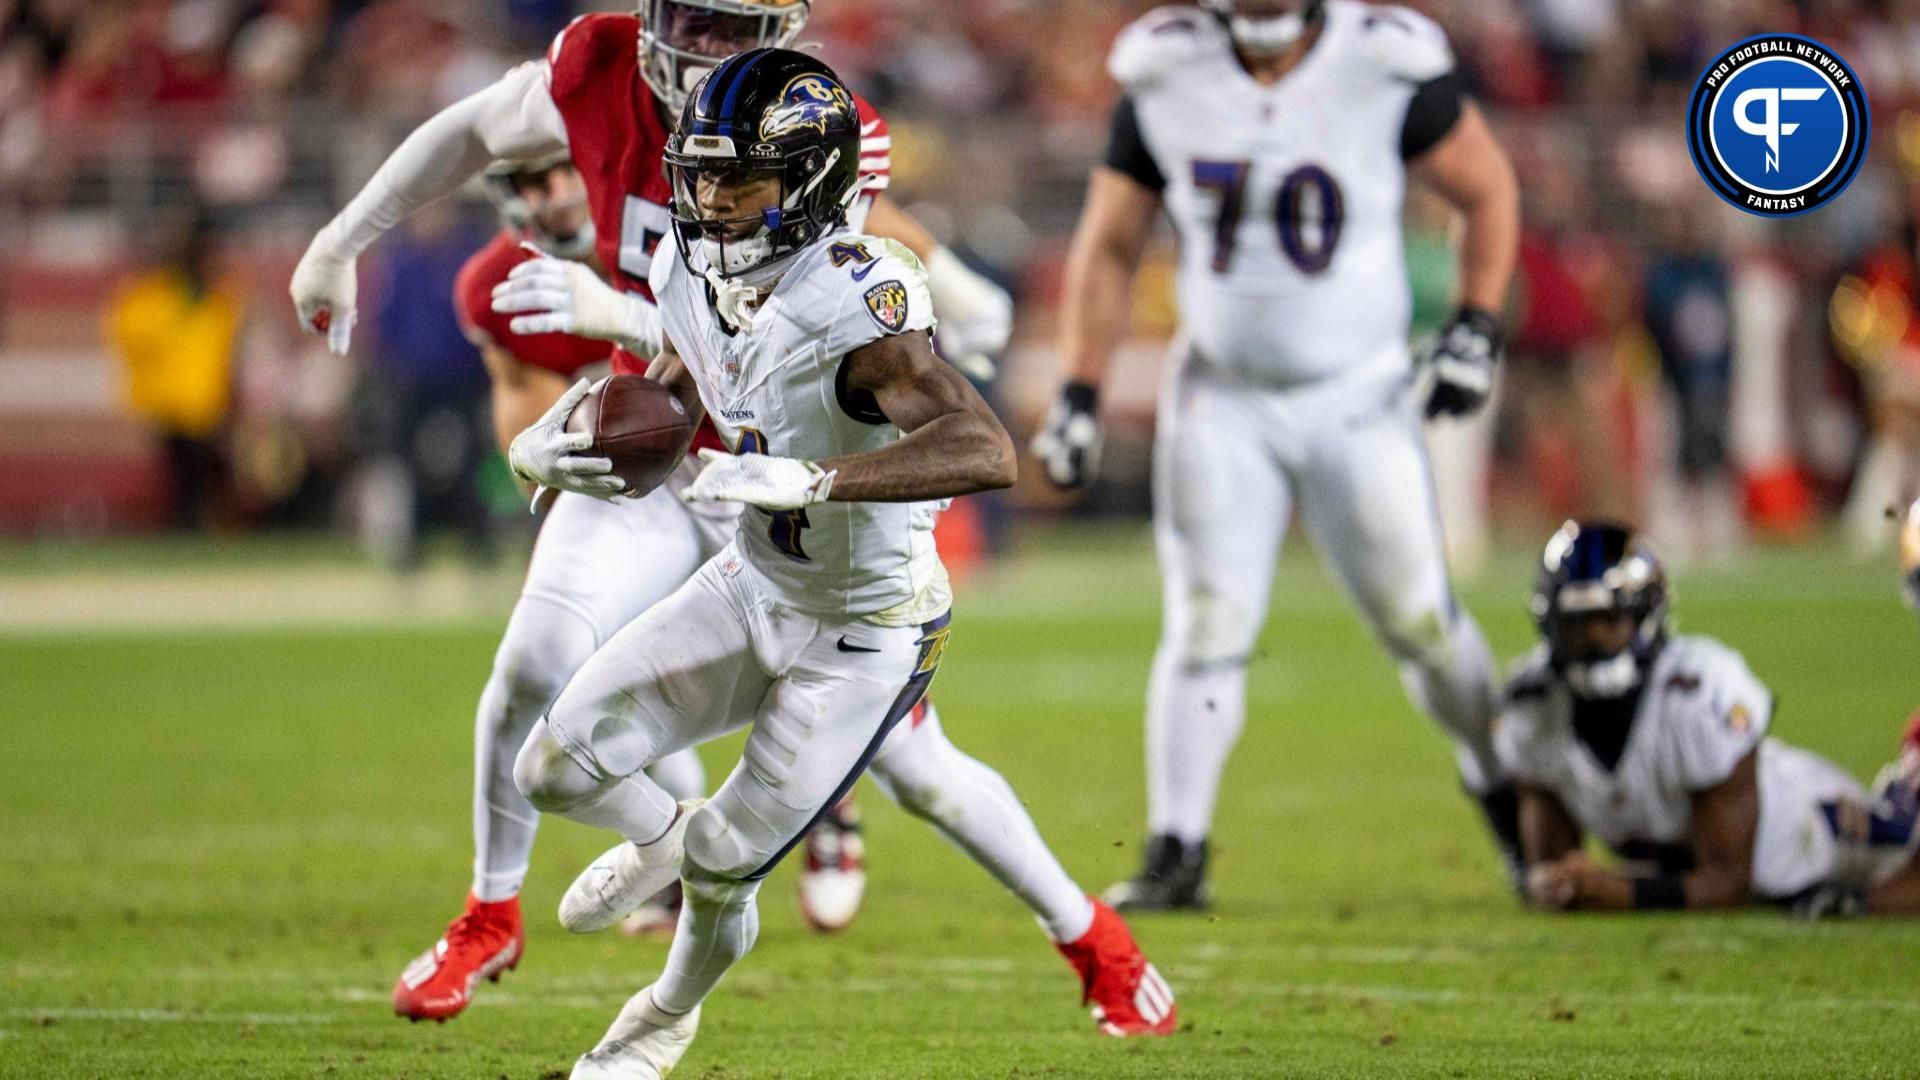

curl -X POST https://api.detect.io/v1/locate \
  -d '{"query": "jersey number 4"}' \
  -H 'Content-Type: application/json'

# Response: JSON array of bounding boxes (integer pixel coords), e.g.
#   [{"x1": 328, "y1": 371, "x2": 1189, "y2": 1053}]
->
[
  {"x1": 735, "y1": 428, "x2": 812, "y2": 562},
  {"x1": 1191, "y1": 161, "x2": 1344, "y2": 276}
]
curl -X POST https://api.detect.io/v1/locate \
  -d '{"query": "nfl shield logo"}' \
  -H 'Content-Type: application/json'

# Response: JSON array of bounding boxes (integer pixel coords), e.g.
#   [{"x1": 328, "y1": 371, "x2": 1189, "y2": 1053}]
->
[{"x1": 863, "y1": 281, "x2": 910, "y2": 333}]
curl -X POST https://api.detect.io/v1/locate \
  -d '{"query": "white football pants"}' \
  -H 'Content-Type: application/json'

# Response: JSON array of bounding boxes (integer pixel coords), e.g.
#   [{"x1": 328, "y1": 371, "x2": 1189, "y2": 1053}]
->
[
  {"x1": 1146, "y1": 347, "x2": 1504, "y2": 845},
  {"x1": 517, "y1": 544, "x2": 1092, "y2": 1014},
  {"x1": 471, "y1": 472, "x2": 736, "y2": 902}
]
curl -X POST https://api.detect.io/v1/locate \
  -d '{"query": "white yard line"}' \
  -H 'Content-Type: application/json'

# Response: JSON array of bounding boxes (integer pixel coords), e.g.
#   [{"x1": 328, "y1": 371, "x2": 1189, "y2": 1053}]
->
[
  {"x1": 2, "y1": 1007, "x2": 340, "y2": 1025},
  {"x1": 0, "y1": 564, "x2": 516, "y2": 635}
]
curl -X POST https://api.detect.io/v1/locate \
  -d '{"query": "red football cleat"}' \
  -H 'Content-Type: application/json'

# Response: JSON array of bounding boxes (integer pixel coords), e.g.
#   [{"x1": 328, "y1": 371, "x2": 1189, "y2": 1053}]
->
[
  {"x1": 795, "y1": 795, "x2": 866, "y2": 933},
  {"x1": 392, "y1": 894, "x2": 524, "y2": 1022},
  {"x1": 1054, "y1": 898, "x2": 1177, "y2": 1037}
]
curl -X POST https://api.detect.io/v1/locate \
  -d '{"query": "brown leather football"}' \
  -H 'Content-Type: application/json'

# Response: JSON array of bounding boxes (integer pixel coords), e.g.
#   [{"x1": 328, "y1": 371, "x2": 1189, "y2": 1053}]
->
[{"x1": 565, "y1": 375, "x2": 695, "y2": 496}]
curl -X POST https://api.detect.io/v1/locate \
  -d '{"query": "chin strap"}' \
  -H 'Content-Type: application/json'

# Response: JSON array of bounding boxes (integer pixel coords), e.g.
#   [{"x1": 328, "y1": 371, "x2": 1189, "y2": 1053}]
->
[{"x1": 705, "y1": 268, "x2": 767, "y2": 333}]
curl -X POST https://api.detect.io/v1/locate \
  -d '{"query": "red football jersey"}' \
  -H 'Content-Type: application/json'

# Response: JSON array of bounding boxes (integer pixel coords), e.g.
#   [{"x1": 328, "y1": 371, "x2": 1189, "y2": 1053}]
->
[
  {"x1": 455, "y1": 228, "x2": 728, "y2": 455},
  {"x1": 454, "y1": 230, "x2": 611, "y2": 377},
  {"x1": 542, "y1": 12, "x2": 894, "y2": 379}
]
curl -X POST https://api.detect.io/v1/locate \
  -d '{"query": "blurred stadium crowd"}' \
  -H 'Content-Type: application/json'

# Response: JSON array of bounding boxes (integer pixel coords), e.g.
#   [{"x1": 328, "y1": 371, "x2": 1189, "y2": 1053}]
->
[{"x1": 4, "y1": 0, "x2": 1920, "y2": 567}]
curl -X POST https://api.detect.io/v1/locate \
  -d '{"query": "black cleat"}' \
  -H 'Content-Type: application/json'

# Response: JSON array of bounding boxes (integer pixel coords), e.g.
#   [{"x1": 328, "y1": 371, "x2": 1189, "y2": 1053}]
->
[
  {"x1": 1102, "y1": 834, "x2": 1211, "y2": 912},
  {"x1": 1474, "y1": 784, "x2": 1527, "y2": 896}
]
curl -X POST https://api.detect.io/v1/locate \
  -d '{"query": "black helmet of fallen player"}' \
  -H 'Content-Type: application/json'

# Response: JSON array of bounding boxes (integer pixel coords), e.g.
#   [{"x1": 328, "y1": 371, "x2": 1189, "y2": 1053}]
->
[
  {"x1": 639, "y1": 0, "x2": 811, "y2": 117},
  {"x1": 1198, "y1": 0, "x2": 1325, "y2": 55},
  {"x1": 664, "y1": 49, "x2": 861, "y2": 280},
  {"x1": 480, "y1": 151, "x2": 596, "y2": 260},
  {"x1": 1531, "y1": 521, "x2": 1670, "y2": 700}
]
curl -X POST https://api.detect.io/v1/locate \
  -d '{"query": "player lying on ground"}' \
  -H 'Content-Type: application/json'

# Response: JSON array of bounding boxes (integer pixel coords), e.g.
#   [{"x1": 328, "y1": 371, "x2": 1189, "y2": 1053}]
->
[
  {"x1": 287, "y1": 0, "x2": 1016, "y2": 1020},
  {"x1": 1033, "y1": 0, "x2": 1523, "y2": 909},
  {"x1": 503, "y1": 52, "x2": 1176, "y2": 1077},
  {"x1": 1502, "y1": 520, "x2": 1920, "y2": 917}
]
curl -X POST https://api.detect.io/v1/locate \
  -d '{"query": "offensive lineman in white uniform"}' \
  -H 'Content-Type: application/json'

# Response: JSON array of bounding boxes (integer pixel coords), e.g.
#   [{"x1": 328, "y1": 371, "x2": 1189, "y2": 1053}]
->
[
  {"x1": 1504, "y1": 521, "x2": 1920, "y2": 917},
  {"x1": 505, "y1": 51, "x2": 1176, "y2": 1076},
  {"x1": 1033, "y1": 0, "x2": 1523, "y2": 907}
]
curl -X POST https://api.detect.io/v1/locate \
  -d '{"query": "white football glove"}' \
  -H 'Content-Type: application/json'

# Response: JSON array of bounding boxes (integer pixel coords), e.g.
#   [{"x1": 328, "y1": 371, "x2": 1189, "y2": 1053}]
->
[
  {"x1": 1030, "y1": 381, "x2": 1102, "y2": 490},
  {"x1": 491, "y1": 246, "x2": 662, "y2": 357},
  {"x1": 679, "y1": 448, "x2": 835, "y2": 511},
  {"x1": 289, "y1": 238, "x2": 357, "y2": 356},
  {"x1": 927, "y1": 247, "x2": 1012, "y2": 382},
  {"x1": 507, "y1": 378, "x2": 625, "y2": 512}
]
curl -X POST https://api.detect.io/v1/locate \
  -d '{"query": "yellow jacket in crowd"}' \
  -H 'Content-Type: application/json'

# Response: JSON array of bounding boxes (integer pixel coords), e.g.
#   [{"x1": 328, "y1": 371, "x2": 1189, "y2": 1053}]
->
[{"x1": 105, "y1": 269, "x2": 242, "y2": 439}]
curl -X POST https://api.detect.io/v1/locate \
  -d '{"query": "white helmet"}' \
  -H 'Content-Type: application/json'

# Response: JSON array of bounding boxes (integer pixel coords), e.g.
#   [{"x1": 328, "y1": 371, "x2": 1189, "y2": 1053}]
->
[
  {"x1": 1198, "y1": 0, "x2": 1325, "y2": 56},
  {"x1": 638, "y1": 0, "x2": 812, "y2": 116},
  {"x1": 480, "y1": 151, "x2": 596, "y2": 260}
]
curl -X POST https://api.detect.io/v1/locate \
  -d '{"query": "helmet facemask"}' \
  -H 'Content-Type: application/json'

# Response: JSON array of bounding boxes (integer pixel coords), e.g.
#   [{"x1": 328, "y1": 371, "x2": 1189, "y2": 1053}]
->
[
  {"x1": 1532, "y1": 523, "x2": 1669, "y2": 701},
  {"x1": 666, "y1": 141, "x2": 850, "y2": 281},
  {"x1": 639, "y1": 0, "x2": 811, "y2": 116},
  {"x1": 1198, "y1": 0, "x2": 1324, "y2": 56}
]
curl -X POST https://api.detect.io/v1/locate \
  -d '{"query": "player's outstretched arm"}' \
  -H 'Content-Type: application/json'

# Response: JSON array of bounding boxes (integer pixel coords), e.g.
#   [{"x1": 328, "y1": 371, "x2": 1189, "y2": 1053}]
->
[
  {"x1": 1531, "y1": 752, "x2": 1759, "y2": 913},
  {"x1": 1676, "y1": 750, "x2": 1760, "y2": 909},
  {"x1": 1032, "y1": 167, "x2": 1160, "y2": 490},
  {"x1": 677, "y1": 330, "x2": 1012, "y2": 512},
  {"x1": 1057, "y1": 169, "x2": 1160, "y2": 390},
  {"x1": 1517, "y1": 785, "x2": 1581, "y2": 867},
  {"x1": 1411, "y1": 103, "x2": 1520, "y2": 419},
  {"x1": 291, "y1": 63, "x2": 568, "y2": 355},
  {"x1": 821, "y1": 329, "x2": 1016, "y2": 502},
  {"x1": 1412, "y1": 104, "x2": 1519, "y2": 318}
]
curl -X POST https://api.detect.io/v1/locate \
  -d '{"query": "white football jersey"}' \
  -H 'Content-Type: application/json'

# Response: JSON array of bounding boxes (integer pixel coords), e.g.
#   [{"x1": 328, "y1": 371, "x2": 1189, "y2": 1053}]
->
[
  {"x1": 651, "y1": 232, "x2": 950, "y2": 626},
  {"x1": 1110, "y1": 2, "x2": 1455, "y2": 386},
  {"x1": 1495, "y1": 635, "x2": 1894, "y2": 897}
]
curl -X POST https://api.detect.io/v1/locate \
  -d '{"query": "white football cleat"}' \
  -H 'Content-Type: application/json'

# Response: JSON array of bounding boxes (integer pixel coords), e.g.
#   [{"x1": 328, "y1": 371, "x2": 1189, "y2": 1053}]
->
[
  {"x1": 560, "y1": 799, "x2": 705, "y2": 934},
  {"x1": 570, "y1": 984, "x2": 700, "y2": 1080},
  {"x1": 795, "y1": 796, "x2": 866, "y2": 933}
]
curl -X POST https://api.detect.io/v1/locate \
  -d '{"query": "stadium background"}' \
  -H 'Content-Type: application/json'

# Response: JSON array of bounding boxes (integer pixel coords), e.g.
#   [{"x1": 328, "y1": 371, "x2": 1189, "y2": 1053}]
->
[
  {"x1": 5, "y1": 0, "x2": 1920, "y2": 561},
  {"x1": 4, "y1": 2, "x2": 1920, "y2": 1078}
]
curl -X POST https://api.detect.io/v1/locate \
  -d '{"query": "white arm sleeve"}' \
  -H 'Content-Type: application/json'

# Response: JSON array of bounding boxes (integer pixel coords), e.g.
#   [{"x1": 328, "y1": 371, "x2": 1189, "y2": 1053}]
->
[{"x1": 314, "y1": 62, "x2": 568, "y2": 258}]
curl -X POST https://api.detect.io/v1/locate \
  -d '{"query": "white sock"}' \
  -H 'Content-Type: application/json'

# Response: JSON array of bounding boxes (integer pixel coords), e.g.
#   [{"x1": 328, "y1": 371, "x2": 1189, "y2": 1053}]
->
[
  {"x1": 1398, "y1": 611, "x2": 1504, "y2": 795},
  {"x1": 471, "y1": 597, "x2": 602, "y2": 902},
  {"x1": 573, "y1": 774, "x2": 680, "y2": 847},
  {"x1": 1145, "y1": 650, "x2": 1247, "y2": 844},
  {"x1": 870, "y1": 707, "x2": 1095, "y2": 943},
  {"x1": 653, "y1": 873, "x2": 761, "y2": 1014}
]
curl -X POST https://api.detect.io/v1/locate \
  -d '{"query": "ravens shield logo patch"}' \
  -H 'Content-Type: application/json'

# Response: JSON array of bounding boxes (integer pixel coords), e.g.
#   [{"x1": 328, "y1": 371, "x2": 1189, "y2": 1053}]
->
[{"x1": 863, "y1": 281, "x2": 910, "y2": 333}]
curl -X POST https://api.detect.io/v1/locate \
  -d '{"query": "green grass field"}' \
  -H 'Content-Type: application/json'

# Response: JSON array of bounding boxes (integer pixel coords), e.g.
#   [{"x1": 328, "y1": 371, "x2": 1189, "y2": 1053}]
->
[{"x1": 3, "y1": 528, "x2": 1917, "y2": 1078}]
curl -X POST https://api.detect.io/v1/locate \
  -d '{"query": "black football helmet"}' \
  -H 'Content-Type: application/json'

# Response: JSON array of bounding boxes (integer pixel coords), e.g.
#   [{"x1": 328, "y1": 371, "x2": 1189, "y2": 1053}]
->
[
  {"x1": 1531, "y1": 521, "x2": 1670, "y2": 699},
  {"x1": 1199, "y1": 0, "x2": 1325, "y2": 55},
  {"x1": 663, "y1": 48, "x2": 862, "y2": 279}
]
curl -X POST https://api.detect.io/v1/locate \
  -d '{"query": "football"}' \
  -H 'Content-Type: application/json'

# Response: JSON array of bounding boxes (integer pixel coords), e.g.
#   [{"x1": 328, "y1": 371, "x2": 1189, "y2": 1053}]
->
[{"x1": 566, "y1": 374, "x2": 695, "y2": 496}]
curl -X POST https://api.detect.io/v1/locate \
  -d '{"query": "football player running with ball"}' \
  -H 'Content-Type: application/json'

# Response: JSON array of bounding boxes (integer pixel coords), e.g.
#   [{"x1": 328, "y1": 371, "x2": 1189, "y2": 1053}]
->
[
  {"x1": 1504, "y1": 521, "x2": 1920, "y2": 919},
  {"x1": 1034, "y1": 0, "x2": 1522, "y2": 908},
  {"x1": 387, "y1": 152, "x2": 730, "y2": 1021},
  {"x1": 287, "y1": 0, "x2": 1042, "y2": 1025},
  {"x1": 504, "y1": 52, "x2": 1173, "y2": 1076}
]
